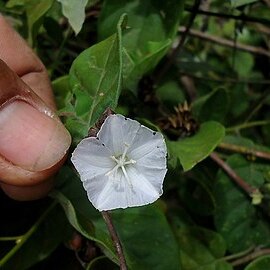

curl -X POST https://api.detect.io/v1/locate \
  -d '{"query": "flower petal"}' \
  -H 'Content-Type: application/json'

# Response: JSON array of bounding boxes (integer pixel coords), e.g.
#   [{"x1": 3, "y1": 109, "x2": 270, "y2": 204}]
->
[
  {"x1": 94, "y1": 166, "x2": 162, "y2": 211},
  {"x1": 97, "y1": 114, "x2": 140, "y2": 156},
  {"x1": 133, "y1": 164, "x2": 167, "y2": 192},
  {"x1": 71, "y1": 137, "x2": 115, "y2": 181},
  {"x1": 128, "y1": 126, "x2": 167, "y2": 163},
  {"x1": 127, "y1": 165, "x2": 162, "y2": 202},
  {"x1": 82, "y1": 174, "x2": 110, "y2": 207},
  {"x1": 134, "y1": 141, "x2": 167, "y2": 172},
  {"x1": 94, "y1": 170, "x2": 132, "y2": 211}
]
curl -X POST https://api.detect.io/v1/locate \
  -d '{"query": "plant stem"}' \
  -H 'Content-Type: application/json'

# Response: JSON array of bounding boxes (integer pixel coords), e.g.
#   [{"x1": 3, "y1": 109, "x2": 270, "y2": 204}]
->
[
  {"x1": 101, "y1": 211, "x2": 127, "y2": 270},
  {"x1": 180, "y1": 71, "x2": 270, "y2": 85},
  {"x1": 184, "y1": 5, "x2": 270, "y2": 25},
  {"x1": 262, "y1": 0, "x2": 270, "y2": 8},
  {"x1": 231, "y1": 248, "x2": 270, "y2": 266},
  {"x1": 226, "y1": 120, "x2": 270, "y2": 132},
  {"x1": 223, "y1": 246, "x2": 255, "y2": 262},
  {"x1": 178, "y1": 27, "x2": 270, "y2": 58},
  {"x1": 210, "y1": 152, "x2": 257, "y2": 195},
  {"x1": 0, "y1": 236, "x2": 23, "y2": 241},
  {"x1": 86, "y1": 256, "x2": 107, "y2": 270},
  {"x1": 155, "y1": 0, "x2": 201, "y2": 84},
  {"x1": 50, "y1": 27, "x2": 72, "y2": 78},
  {"x1": 0, "y1": 202, "x2": 57, "y2": 267},
  {"x1": 218, "y1": 142, "x2": 270, "y2": 161}
]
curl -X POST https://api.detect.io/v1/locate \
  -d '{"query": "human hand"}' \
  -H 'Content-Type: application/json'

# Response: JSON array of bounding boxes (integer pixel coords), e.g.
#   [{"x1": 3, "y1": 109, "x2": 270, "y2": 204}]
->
[{"x1": 0, "y1": 15, "x2": 71, "y2": 200}]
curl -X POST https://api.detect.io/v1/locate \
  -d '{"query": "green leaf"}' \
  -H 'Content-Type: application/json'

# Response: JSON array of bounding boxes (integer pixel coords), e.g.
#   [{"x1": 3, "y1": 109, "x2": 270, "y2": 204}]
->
[
  {"x1": 98, "y1": 0, "x2": 182, "y2": 45},
  {"x1": 229, "y1": 84, "x2": 250, "y2": 118},
  {"x1": 156, "y1": 77, "x2": 185, "y2": 108},
  {"x1": 214, "y1": 154, "x2": 270, "y2": 253},
  {"x1": 111, "y1": 206, "x2": 180, "y2": 270},
  {"x1": 192, "y1": 88, "x2": 229, "y2": 123},
  {"x1": 51, "y1": 167, "x2": 117, "y2": 262},
  {"x1": 7, "y1": 0, "x2": 55, "y2": 45},
  {"x1": 5, "y1": 0, "x2": 24, "y2": 7},
  {"x1": 27, "y1": 0, "x2": 54, "y2": 45},
  {"x1": 98, "y1": 0, "x2": 184, "y2": 91},
  {"x1": 65, "y1": 14, "x2": 126, "y2": 142},
  {"x1": 232, "y1": 51, "x2": 254, "y2": 77},
  {"x1": 52, "y1": 75, "x2": 70, "y2": 110},
  {"x1": 0, "y1": 203, "x2": 70, "y2": 270},
  {"x1": 168, "y1": 121, "x2": 225, "y2": 171},
  {"x1": 53, "y1": 166, "x2": 180, "y2": 269},
  {"x1": 57, "y1": 0, "x2": 87, "y2": 35},
  {"x1": 178, "y1": 168, "x2": 217, "y2": 216},
  {"x1": 245, "y1": 255, "x2": 270, "y2": 270},
  {"x1": 122, "y1": 40, "x2": 171, "y2": 91},
  {"x1": 177, "y1": 226, "x2": 232, "y2": 270}
]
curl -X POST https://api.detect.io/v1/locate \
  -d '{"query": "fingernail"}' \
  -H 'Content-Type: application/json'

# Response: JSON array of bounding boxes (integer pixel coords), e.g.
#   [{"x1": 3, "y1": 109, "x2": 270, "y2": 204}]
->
[{"x1": 0, "y1": 101, "x2": 71, "y2": 171}]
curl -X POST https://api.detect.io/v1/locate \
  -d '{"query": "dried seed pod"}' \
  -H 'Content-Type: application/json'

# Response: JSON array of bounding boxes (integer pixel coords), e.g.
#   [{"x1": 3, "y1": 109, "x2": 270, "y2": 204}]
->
[{"x1": 158, "y1": 101, "x2": 199, "y2": 139}]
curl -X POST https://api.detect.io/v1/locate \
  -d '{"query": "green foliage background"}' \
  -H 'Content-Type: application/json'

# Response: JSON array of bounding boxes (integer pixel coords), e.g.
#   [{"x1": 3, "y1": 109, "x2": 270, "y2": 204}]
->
[{"x1": 1, "y1": 0, "x2": 270, "y2": 269}]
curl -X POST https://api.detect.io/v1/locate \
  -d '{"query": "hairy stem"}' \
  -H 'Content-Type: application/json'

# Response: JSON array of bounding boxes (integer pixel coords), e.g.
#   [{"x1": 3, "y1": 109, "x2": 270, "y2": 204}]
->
[
  {"x1": 231, "y1": 248, "x2": 270, "y2": 266},
  {"x1": 223, "y1": 246, "x2": 255, "y2": 262},
  {"x1": 218, "y1": 142, "x2": 270, "y2": 161},
  {"x1": 210, "y1": 152, "x2": 257, "y2": 195},
  {"x1": 101, "y1": 211, "x2": 127, "y2": 270},
  {"x1": 178, "y1": 27, "x2": 270, "y2": 58},
  {"x1": 226, "y1": 120, "x2": 270, "y2": 132}
]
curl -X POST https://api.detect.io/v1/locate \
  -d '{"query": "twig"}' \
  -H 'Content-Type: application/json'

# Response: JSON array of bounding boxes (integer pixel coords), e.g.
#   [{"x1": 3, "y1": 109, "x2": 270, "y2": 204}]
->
[
  {"x1": 155, "y1": 0, "x2": 201, "y2": 84},
  {"x1": 231, "y1": 248, "x2": 270, "y2": 267},
  {"x1": 226, "y1": 120, "x2": 270, "y2": 132},
  {"x1": 218, "y1": 142, "x2": 270, "y2": 161},
  {"x1": 210, "y1": 152, "x2": 258, "y2": 195},
  {"x1": 179, "y1": 27, "x2": 270, "y2": 58},
  {"x1": 101, "y1": 211, "x2": 127, "y2": 270},
  {"x1": 223, "y1": 246, "x2": 255, "y2": 262},
  {"x1": 184, "y1": 5, "x2": 270, "y2": 26},
  {"x1": 180, "y1": 75, "x2": 197, "y2": 101},
  {"x1": 262, "y1": 0, "x2": 270, "y2": 8},
  {"x1": 180, "y1": 72, "x2": 270, "y2": 85},
  {"x1": 251, "y1": 23, "x2": 270, "y2": 36}
]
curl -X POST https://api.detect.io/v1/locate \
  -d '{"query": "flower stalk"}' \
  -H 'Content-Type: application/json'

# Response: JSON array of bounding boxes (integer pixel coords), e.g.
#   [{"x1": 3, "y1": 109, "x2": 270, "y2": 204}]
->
[{"x1": 101, "y1": 211, "x2": 127, "y2": 270}]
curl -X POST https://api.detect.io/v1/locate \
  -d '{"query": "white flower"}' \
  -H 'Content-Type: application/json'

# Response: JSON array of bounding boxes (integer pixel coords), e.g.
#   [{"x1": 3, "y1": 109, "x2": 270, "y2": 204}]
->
[{"x1": 71, "y1": 114, "x2": 167, "y2": 211}]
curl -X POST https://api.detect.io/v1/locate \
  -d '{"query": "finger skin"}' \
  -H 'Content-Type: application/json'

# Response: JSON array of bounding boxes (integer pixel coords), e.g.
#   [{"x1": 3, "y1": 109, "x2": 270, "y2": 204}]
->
[
  {"x1": 0, "y1": 15, "x2": 55, "y2": 109},
  {"x1": 0, "y1": 178, "x2": 55, "y2": 201},
  {"x1": 0, "y1": 15, "x2": 71, "y2": 200}
]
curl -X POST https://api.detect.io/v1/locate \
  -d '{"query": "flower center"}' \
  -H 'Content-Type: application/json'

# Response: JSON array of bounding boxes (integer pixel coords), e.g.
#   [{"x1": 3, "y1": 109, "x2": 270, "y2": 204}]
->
[{"x1": 106, "y1": 143, "x2": 136, "y2": 188}]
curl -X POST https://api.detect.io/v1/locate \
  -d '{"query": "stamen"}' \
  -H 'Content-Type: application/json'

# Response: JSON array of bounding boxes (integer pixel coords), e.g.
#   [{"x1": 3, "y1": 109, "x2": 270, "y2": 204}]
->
[
  {"x1": 110, "y1": 155, "x2": 119, "y2": 163},
  {"x1": 121, "y1": 143, "x2": 130, "y2": 160},
  {"x1": 121, "y1": 165, "x2": 133, "y2": 189},
  {"x1": 106, "y1": 164, "x2": 120, "y2": 176},
  {"x1": 124, "y1": 159, "x2": 136, "y2": 165},
  {"x1": 106, "y1": 144, "x2": 136, "y2": 190}
]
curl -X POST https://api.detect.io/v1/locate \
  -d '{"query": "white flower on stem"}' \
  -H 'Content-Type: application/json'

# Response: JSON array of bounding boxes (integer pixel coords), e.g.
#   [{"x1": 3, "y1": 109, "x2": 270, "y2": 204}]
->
[{"x1": 71, "y1": 114, "x2": 167, "y2": 211}]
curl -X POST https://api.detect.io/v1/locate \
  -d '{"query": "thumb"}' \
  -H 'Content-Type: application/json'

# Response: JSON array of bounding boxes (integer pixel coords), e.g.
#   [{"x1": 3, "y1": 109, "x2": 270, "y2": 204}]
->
[{"x1": 0, "y1": 60, "x2": 71, "y2": 196}]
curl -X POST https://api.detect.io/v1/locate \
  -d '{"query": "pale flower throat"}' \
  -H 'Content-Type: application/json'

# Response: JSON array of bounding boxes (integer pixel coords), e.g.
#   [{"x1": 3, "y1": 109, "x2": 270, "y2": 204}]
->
[{"x1": 106, "y1": 143, "x2": 136, "y2": 187}]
